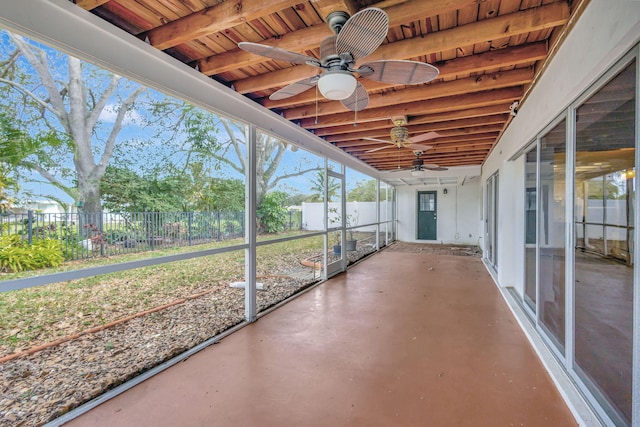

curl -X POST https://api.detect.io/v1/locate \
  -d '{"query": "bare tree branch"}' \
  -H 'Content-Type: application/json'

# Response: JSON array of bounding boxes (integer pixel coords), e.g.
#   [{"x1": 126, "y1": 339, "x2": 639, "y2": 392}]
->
[
  {"x1": 86, "y1": 72, "x2": 121, "y2": 129},
  {"x1": 220, "y1": 118, "x2": 246, "y2": 172},
  {"x1": 263, "y1": 137, "x2": 287, "y2": 182},
  {"x1": 21, "y1": 160, "x2": 78, "y2": 200},
  {"x1": 209, "y1": 153, "x2": 244, "y2": 174},
  {"x1": 95, "y1": 85, "x2": 145, "y2": 178},
  {"x1": 9, "y1": 34, "x2": 69, "y2": 129},
  {"x1": 0, "y1": 77, "x2": 58, "y2": 117},
  {"x1": 269, "y1": 166, "x2": 321, "y2": 190}
]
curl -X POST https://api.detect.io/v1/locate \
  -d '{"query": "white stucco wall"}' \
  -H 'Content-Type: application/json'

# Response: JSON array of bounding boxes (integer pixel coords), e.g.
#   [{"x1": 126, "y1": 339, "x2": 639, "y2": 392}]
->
[
  {"x1": 482, "y1": 0, "x2": 640, "y2": 290},
  {"x1": 396, "y1": 180, "x2": 482, "y2": 245}
]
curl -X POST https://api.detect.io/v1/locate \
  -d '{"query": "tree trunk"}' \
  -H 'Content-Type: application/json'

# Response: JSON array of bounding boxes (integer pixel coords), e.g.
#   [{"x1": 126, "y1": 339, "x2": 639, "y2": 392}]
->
[{"x1": 78, "y1": 179, "x2": 102, "y2": 236}]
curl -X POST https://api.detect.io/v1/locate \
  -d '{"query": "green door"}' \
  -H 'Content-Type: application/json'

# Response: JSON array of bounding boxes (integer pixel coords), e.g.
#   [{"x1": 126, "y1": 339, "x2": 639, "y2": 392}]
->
[{"x1": 417, "y1": 191, "x2": 437, "y2": 240}]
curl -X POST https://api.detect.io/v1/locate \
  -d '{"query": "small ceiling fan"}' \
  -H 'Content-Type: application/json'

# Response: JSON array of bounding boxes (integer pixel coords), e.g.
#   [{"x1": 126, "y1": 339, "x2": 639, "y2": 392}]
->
[
  {"x1": 390, "y1": 150, "x2": 448, "y2": 173},
  {"x1": 237, "y1": 8, "x2": 439, "y2": 111},
  {"x1": 365, "y1": 116, "x2": 440, "y2": 153}
]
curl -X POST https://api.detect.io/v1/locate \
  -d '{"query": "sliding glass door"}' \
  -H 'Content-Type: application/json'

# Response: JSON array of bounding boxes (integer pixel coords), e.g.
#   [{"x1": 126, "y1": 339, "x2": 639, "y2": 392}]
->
[{"x1": 573, "y1": 58, "x2": 636, "y2": 426}]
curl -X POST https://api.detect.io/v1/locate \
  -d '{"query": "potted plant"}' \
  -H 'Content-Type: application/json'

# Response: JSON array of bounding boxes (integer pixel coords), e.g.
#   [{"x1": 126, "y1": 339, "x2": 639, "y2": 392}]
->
[
  {"x1": 329, "y1": 207, "x2": 359, "y2": 253},
  {"x1": 333, "y1": 232, "x2": 342, "y2": 255},
  {"x1": 345, "y1": 210, "x2": 358, "y2": 251}
]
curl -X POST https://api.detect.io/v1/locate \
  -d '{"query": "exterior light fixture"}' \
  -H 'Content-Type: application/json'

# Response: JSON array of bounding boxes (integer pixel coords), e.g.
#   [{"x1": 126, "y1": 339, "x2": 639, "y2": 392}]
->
[
  {"x1": 443, "y1": 188, "x2": 448, "y2": 194},
  {"x1": 317, "y1": 71, "x2": 357, "y2": 100}
]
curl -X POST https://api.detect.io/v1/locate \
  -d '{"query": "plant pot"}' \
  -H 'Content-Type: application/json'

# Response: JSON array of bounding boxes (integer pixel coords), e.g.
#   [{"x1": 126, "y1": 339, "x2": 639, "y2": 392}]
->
[
  {"x1": 346, "y1": 239, "x2": 357, "y2": 251},
  {"x1": 333, "y1": 244, "x2": 341, "y2": 255}
]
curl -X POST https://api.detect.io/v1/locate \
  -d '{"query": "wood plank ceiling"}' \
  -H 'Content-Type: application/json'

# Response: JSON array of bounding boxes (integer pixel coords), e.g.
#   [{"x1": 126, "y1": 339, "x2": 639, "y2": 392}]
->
[{"x1": 74, "y1": 0, "x2": 585, "y2": 172}]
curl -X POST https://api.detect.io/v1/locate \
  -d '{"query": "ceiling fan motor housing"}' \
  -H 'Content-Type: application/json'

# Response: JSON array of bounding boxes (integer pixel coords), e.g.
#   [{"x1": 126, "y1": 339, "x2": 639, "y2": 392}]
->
[
  {"x1": 320, "y1": 35, "x2": 339, "y2": 64},
  {"x1": 326, "y1": 11, "x2": 350, "y2": 34}
]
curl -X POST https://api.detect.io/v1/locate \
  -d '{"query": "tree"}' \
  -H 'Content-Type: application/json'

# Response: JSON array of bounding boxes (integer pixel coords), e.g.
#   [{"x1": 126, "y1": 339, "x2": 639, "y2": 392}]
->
[
  {"x1": 0, "y1": 113, "x2": 25, "y2": 211},
  {"x1": 308, "y1": 170, "x2": 339, "y2": 202},
  {"x1": 211, "y1": 118, "x2": 321, "y2": 208},
  {"x1": 203, "y1": 178, "x2": 245, "y2": 212},
  {"x1": 0, "y1": 31, "x2": 146, "y2": 215},
  {"x1": 347, "y1": 179, "x2": 378, "y2": 202},
  {"x1": 585, "y1": 177, "x2": 624, "y2": 200},
  {"x1": 100, "y1": 166, "x2": 186, "y2": 213},
  {"x1": 100, "y1": 164, "x2": 246, "y2": 213}
]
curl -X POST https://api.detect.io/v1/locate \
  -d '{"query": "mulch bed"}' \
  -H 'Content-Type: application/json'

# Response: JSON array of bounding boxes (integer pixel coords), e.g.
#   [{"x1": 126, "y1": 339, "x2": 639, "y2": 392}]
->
[{"x1": 0, "y1": 273, "x2": 316, "y2": 426}]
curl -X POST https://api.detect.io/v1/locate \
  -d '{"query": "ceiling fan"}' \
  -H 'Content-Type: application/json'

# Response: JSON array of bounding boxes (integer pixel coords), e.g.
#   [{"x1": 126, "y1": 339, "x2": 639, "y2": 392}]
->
[
  {"x1": 364, "y1": 116, "x2": 440, "y2": 153},
  {"x1": 237, "y1": 8, "x2": 439, "y2": 111},
  {"x1": 390, "y1": 150, "x2": 448, "y2": 173}
]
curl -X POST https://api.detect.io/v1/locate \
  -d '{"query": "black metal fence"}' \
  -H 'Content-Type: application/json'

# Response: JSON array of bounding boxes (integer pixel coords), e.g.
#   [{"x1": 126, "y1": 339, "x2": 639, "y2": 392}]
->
[{"x1": 1, "y1": 210, "x2": 303, "y2": 261}]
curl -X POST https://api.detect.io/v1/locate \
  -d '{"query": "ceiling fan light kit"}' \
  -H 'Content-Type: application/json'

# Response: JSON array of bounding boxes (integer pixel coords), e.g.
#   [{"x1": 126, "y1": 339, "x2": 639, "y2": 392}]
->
[{"x1": 317, "y1": 71, "x2": 357, "y2": 100}]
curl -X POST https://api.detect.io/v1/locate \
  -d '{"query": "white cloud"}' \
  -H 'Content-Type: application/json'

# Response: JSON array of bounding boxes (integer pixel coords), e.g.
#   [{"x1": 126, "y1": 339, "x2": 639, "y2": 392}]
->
[{"x1": 99, "y1": 104, "x2": 143, "y2": 125}]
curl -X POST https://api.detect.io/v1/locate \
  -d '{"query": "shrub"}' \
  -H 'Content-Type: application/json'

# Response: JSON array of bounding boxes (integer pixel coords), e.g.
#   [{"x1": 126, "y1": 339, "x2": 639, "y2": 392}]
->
[
  {"x1": 257, "y1": 192, "x2": 288, "y2": 233},
  {"x1": 0, "y1": 235, "x2": 64, "y2": 272}
]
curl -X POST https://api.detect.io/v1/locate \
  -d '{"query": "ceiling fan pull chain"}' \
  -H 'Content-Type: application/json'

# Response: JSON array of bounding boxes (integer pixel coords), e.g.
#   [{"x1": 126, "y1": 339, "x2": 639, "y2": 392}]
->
[{"x1": 315, "y1": 84, "x2": 318, "y2": 125}]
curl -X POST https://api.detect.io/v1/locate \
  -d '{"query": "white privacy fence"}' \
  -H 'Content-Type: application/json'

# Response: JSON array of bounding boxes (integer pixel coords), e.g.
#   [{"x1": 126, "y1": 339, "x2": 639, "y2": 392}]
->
[
  {"x1": 575, "y1": 199, "x2": 631, "y2": 241},
  {"x1": 302, "y1": 202, "x2": 390, "y2": 231}
]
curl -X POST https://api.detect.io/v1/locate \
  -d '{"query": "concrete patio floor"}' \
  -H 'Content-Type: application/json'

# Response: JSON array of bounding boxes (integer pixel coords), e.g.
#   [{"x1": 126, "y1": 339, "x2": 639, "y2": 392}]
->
[{"x1": 66, "y1": 246, "x2": 575, "y2": 427}]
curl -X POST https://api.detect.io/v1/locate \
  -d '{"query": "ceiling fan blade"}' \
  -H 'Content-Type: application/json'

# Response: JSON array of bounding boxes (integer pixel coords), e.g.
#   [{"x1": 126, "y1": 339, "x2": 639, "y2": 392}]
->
[
  {"x1": 365, "y1": 145, "x2": 397, "y2": 153},
  {"x1": 405, "y1": 143, "x2": 433, "y2": 151},
  {"x1": 341, "y1": 81, "x2": 369, "y2": 111},
  {"x1": 363, "y1": 137, "x2": 393, "y2": 144},
  {"x1": 389, "y1": 167, "x2": 412, "y2": 173},
  {"x1": 422, "y1": 163, "x2": 443, "y2": 170},
  {"x1": 269, "y1": 76, "x2": 319, "y2": 100},
  {"x1": 409, "y1": 131, "x2": 441, "y2": 143},
  {"x1": 360, "y1": 60, "x2": 439, "y2": 84},
  {"x1": 336, "y1": 8, "x2": 388, "y2": 61},
  {"x1": 238, "y1": 42, "x2": 321, "y2": 66}
]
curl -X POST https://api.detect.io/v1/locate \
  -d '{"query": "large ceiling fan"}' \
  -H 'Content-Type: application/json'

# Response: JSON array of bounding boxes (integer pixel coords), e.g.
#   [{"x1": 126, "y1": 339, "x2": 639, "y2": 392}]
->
[
  {"x1": 390, "y1": 150, "x2": 448, "y2": 173},
  {"x1": 364, "y1": 116, "x2": 440, "y2": 153},
  {"x1": 238, "y1": 8, "x2": 439, "y2": 112}
]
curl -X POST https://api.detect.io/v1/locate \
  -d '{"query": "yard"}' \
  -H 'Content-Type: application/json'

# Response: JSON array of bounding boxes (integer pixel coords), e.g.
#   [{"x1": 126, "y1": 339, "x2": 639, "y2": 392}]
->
[{"x1": 0, "y1": 231, "x2": 377, "y2": 426}]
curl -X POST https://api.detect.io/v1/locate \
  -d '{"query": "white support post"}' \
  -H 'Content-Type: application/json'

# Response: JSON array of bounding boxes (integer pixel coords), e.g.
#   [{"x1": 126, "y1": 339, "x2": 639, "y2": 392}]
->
[
  {"x1": 375, "y1": 179, "x2": 380, "y2": 250},
  {"x1": 341, "y1": 165, "x2": 347, "y2": 272},
  {"x1": 245, "y1": 124, "x2": 257, "y2": 322},
  {"x1": 323, "y1": 159, "x2": 328, "y2": 281}
]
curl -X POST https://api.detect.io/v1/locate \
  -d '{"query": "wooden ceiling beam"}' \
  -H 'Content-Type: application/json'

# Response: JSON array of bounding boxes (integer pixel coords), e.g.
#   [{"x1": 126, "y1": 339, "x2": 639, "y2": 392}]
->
[
  {"x1": 371, "y1": 151, "x2": 489, "y2": 163},
  {"x1": 299, "y1": 86, "x2": 523, "y2": 128},
  {"x1": 323, "y1": 116, "x2": 508, "y2": 142},
  {"x1": 313, "y1": 107, "x2": 510, "y2": 136},
  {"x1": 372, "y1": 156, "x2": 487, "y2": 168},
  {"x1": 263, "y1": 41, "x2": 547, "y2": 109},
  {"x1": 341, "y1": 133, "x2": 500, "y2": 152},
  {"x1": 284, "y1": 68, "x2": 532, "y2": 120},
  {"x1": 353, "y1": 142, "x2": 495, "y2": 158},
  {"x1": 331, "y1": 124, "x2": 504, "y2": 146},
  {"x1": 143, "y1": 0, "x2": 302, "y2": 50},
  {"x1": 199, "y1": 0, "x2": 480, "y2": 75},
  {"x1": 231, "y1": 3, "x2": 567, "y2": 94},
  {"x1": 76, "y1": 0, "x2": 109, "y2": 10}
]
